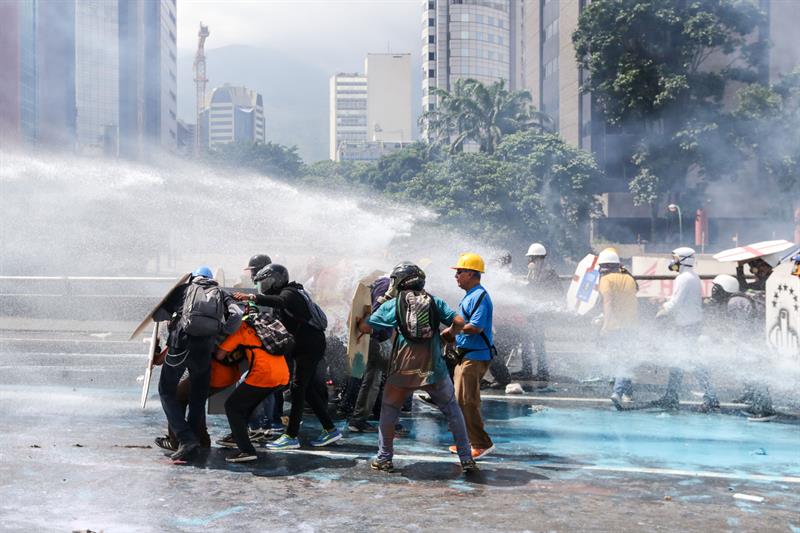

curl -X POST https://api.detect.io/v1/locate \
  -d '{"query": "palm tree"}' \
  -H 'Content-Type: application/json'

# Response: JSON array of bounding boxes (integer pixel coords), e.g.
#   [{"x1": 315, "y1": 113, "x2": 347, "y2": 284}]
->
[{"x1": 419, "y1": 79, "x2": 552, "y2": 154}]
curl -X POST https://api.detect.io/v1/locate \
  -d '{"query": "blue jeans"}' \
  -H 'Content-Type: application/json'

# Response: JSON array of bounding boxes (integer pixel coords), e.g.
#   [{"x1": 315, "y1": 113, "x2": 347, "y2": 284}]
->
[
  {"x1": 158, "y1": 334, "x2": 215, "y2": 446},
  {"x1": 377, "y1": 377, "x2": 471, "y2": 463}
]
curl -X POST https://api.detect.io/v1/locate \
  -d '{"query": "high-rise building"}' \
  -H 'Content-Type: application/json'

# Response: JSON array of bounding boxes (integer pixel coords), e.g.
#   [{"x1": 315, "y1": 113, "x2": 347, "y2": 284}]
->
[
  {"x1": 366, "y1": 53, "x2": 412, "y2": 143},
  {"x1": 1, "y1": 0, "x2": 77, "y2": 149},
  {"x1": 329, "y1": 73, "x2": 368, "y2": 160},
  {"x1": 203, "y1": 84, "x2": 265, "y2": 148},
  {"x1": 118, "y1": 0, "x2": 177, "y2": 158},
  {"x1": 75, "y1": 0, "x2": 119, "y2": 155},
  {"x1": 422, "y1": 0, "x2": 522, "y2": 113}
]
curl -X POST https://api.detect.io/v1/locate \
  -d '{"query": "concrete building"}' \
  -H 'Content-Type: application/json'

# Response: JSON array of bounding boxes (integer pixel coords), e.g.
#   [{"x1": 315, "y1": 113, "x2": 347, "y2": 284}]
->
[
  {"x1": 366, "y1": 53, "x2": 412, "y2": 143},
  {"x1": 118, "y1": 0, "x2": 178, "y2": 158},
  {"x1": 422, "y1": 0, "x2": 522, "y2": 113},
  {"x1": 329, "y1": 73, "x2": 368, "y2": 159},
  {"x1": 520, "y1": 0, "x2": 800, "y2": 244},
  {"x1": 336, "y1": 140, "x2": 415, "y2": 162},
  {"x1": 203, "y1": 84, "x2": 265, "y2": 148},
  {"x1": 75, "y1": 0, "x2": 119, "y2": 155}
]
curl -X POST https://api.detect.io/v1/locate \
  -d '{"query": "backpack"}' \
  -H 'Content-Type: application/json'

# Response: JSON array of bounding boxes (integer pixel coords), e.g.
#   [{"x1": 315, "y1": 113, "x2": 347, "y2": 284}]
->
[
  {"x1": 395, "y1": 290, "x2": 440, "y2": 343},
  {"x1": 250, "y1": 312, "x2": 296, "y2": 355},
  {"x1": 285, "y1": 286, "x2": 328, "y2": 332},
  {"x1": 179, "y1": 278, "x2": 224, "y2": 336}
]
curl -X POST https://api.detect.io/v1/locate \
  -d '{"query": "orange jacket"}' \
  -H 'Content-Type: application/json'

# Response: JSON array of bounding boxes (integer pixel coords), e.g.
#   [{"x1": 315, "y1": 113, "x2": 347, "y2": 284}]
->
[
  {"x1": 210, "y1": 359, "x2": 241, "y2": 389},
  {"x1": 217, "y1": 322, "x2": 290, "y2": 388}
]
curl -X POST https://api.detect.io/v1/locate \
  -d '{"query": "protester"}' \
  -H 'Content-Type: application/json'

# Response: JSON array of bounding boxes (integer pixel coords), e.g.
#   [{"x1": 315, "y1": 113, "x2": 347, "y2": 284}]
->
[
  {"x1": 157, "y1": 266, "x2": 241, "y2": 461},
  {"x1": 653, "y1": 248, "x2": 719, "y2": 411},
  {"x1": 595, "y1": 248, "x2": 639, "y2": 404},
  {"x1": 450, "y1": 253, "x2": 495, "y2": 460},
  {"x1": 214, "y1": 303, "x2": 290, "y2": 462},
  {"x1": 522, "y1": 242, "x2": 561, "y2": 383},
  {"x1": 356, "y1": 262, "x2": 477, "y2": 474},
  {"x1": 348, "y1": 275, "x2": 393, "y2": 433},
  {"x1": 707, "y1": 274, "x2": 775, "y2": 419},
  {"x1": 234, "y1": 264, "x2": 342, "y2": 449}
]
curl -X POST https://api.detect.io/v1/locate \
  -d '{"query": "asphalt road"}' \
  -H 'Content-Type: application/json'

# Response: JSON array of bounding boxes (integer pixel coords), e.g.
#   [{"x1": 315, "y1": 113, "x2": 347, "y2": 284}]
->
[{"x1": 0, "y1": 326, "x2": 799, "y2": 532}]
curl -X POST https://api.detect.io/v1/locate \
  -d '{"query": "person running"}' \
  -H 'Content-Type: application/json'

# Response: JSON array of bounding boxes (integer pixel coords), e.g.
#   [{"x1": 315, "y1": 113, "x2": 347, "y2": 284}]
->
[
  {"x1": 214, "y1": 303, "x2": 290, "y2": 462},
  {"x1": 355, "y1": 262, "x2": 477, "y2": 474},
  {"x1": 451, "y1": 253, "x2": 495, "y2": 460},
  {"x1": 234, "y1": 264, "x2": 342, "y2": 449}
]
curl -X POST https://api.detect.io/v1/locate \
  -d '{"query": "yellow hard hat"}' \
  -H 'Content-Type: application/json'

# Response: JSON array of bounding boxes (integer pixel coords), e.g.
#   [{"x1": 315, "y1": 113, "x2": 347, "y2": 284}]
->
[{"x1": 451, "y1": 252, "x2": 485, "y2": 273}]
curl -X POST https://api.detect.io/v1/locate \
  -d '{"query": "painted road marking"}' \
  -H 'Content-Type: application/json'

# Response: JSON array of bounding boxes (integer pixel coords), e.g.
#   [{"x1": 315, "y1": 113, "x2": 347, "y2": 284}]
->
[{"x1": 456, "y1": 393, "x2": 747, "y2": 408}]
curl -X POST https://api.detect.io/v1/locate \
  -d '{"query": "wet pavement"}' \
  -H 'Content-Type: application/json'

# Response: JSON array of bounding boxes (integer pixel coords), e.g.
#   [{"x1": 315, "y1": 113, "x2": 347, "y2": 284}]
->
[{"x1": 1, "y1": 328, "x2": 799, "y2": 532}]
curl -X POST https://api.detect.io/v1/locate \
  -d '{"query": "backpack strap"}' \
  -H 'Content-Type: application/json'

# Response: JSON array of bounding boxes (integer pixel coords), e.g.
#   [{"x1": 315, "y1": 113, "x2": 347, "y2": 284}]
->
[{"x1": 459, "y1": 290, "x2": 494, "y2": 356}]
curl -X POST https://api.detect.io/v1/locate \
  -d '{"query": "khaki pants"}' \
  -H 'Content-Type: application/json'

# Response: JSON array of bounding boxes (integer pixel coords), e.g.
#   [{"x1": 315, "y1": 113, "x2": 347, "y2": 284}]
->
[{"x1": 454, "y1": 359, "x2": 493, "y2": 449}]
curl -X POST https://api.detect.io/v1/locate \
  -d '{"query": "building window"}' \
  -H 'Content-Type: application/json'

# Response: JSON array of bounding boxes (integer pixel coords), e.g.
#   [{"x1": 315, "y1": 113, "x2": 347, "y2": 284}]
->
[
  {"x1": 429, "y1": 17, "x2": 435, "y2": 27},
  {"x1": 428, "y1": 0, "x2": 435, "y2": 9},
  {"x1": 428, "y1": 52, "x2": 435, "y2": 60},
  {"x1": 428, "y1": 35, "x2": 435, "y2": 44},
  {"x1": 428, "y1": 103, "x2": 436, "y2": 111},
  {"x1": 428, "y1": 69, "x2": 435, "y2": 78}
]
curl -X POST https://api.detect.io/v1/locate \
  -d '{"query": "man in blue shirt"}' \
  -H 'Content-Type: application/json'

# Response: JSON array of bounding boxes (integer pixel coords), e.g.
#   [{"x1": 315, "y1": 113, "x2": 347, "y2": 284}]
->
[{"x1": 451, "y1": 253, "x2": 495, "y2": 460}]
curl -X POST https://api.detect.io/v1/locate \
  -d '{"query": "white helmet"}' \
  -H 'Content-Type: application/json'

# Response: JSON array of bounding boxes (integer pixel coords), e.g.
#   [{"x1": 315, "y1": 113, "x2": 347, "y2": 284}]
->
[
  {"x1": 597, "y1": 248, "x2": 620, "y2": 265},
  {"x1": 669, "y1": 246, "x2": 696, "y2": 272},
  {"x1": 526, "y1": 242, "x2": 547, "y2": 257},
  {"x1": 712, "y1": 274, "x2": 739, "y2": 294}
]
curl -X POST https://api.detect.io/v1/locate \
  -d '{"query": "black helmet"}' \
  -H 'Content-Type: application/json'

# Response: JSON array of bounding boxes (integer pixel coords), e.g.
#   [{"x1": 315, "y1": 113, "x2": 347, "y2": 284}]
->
[
  {"x1": 254, "y1": 264, "x2": 289, "y2": 295},
  {"x1": 390, "y1": 262, "x2": 426, "y2": 291},
  {"x1": 244, "y1": 254, "x2": 272, "y2": 278}
]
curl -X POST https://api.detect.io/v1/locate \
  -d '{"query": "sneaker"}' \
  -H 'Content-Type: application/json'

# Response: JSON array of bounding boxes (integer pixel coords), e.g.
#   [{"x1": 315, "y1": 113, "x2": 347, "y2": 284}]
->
[
  {"x1": 248, "y1": 428, "x2": 266, "y2": 442},
  {"x1": 170, "y1": 441, "x2": 199, "y2": 461},
  {"x1": 265, "y1": 434, "x2": 300, "y2": 450},
  {"x1": 265, "y1": 424, "x2": 286, "y2": 436},
  {"x1": 610, "y1": 392, "x2": 622, "y2": 403},
  {"x1": 394, "y1": 423, "x2": 409, "y2": 436},
  {"x1": 621, "y1": 394, "x2": 634, "y2": 403},
  {"x1": 348, "y1": 419, "x2": 378, "y2": 433},
  {"x1": 472, "y1": 444, "x2": 495, "y2": 460},
  {"x1": 310, "y1": 428, "x2": 342, "y2": 447},
  {"x1": 216, "y1": 433, "x2": 238, "y2": 449},
  {"x1": 461, "y1": 459, "x2": 479, "y2": 474},
  {"x1": 154, "y1": 435, "x2": 177, "y2": 452},
  {"x1": 697, "y1": 399, "x2": 720, "y2": 413},
  {"x1": 370, "y1": 457, "x2": 395, "y2": 472},
  {"x1": 448, "y1": 445, "x2": 458, "y2": 455},
  {"x1": 225, "y1": 451, "x2": 257, "y2": 463}
]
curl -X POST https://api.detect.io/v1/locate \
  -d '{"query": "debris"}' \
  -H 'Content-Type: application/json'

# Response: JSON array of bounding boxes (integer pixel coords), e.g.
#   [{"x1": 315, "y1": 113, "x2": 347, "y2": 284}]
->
[
  {"x1": 750, "y1": 448, "x2": 767, "y2": 456},
  {"x1": 663, "y1": 495, "x2": 672, "y2": 501},
  {"x1": 136, "y1": 375, "x2": 145, "y2": 383},
  {"x1": 30, "y1": 444, "x2": 40, "y2": 448},
  {"x1": 733, "y1": 493, "x2": 765, "y2": 503},
  {"x1": 112, "y1": 444, "x2": 153, "y2": 449},
  {"x1": 73, "y1": 443, "x2": 84, "y2": 447},
  {"x1": 529, "y1": 405, "x2": 548, "y2": 414},
  {"x1": 505, "y1": 383, "x2": 524, "y2": 395}
]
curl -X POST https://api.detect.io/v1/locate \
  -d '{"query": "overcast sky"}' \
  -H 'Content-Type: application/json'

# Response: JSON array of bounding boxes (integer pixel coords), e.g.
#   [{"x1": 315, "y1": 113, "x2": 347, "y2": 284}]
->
[{"x1": 177, "y1": 0, "x2": 421, "y2": 73}]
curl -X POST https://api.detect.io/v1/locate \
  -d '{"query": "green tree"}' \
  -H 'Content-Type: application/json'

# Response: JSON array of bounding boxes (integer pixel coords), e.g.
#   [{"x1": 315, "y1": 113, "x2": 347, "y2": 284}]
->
[
  {"x1": 420, "y1": 79, "x2": 551, "y2": 154},
  {"x1": 573, "y1": 0, "x2": 764, "y2": 214},
  {"x1": 206, "y1": 141, "x2": 303, "y2": 177},
  {"x1": 730, "y1": 70, "x2": 800, "y2": 208}
]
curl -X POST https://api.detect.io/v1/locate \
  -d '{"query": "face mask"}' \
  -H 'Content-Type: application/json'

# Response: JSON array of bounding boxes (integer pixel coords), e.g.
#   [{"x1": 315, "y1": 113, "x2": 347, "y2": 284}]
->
[{"x1": 668, "y1": 258, "x2": 681, "y2": 272}]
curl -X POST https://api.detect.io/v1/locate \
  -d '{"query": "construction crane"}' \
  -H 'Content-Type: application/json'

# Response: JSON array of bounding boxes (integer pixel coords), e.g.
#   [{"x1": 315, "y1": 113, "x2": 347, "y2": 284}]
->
[{"x1": 193, "y1": 23, "x2": 210, "y2": 153}]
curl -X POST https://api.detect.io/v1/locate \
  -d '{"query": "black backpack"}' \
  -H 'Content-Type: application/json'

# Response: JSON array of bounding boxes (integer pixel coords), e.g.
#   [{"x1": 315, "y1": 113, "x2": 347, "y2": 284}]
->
[
  {"x1": 285, "y1": 286, "x2": 328, "y2": 332},
  {"x1": 179, "y1": 278, "x2": 224, "y2": 336},
  {"x1": 395, "y1": 290, "x2": 440, "y2": 343}
]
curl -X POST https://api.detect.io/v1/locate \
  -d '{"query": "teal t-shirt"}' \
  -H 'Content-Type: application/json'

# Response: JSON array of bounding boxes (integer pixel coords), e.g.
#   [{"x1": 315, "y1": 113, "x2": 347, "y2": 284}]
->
[{"x1": 367, "y1": 294, "x2": 456, "y2": 387}]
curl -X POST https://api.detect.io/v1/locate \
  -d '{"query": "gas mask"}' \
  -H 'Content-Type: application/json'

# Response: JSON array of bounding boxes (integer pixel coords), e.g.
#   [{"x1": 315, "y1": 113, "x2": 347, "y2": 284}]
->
[{"x1": 668, "y1": 256, "x2": 682, "y2": 272}]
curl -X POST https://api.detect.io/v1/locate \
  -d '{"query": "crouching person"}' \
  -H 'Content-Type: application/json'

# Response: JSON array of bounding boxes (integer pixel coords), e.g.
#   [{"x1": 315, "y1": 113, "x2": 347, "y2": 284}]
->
[{"x1": 216, "y1": 305, "x2": 290, "y2": 463}]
